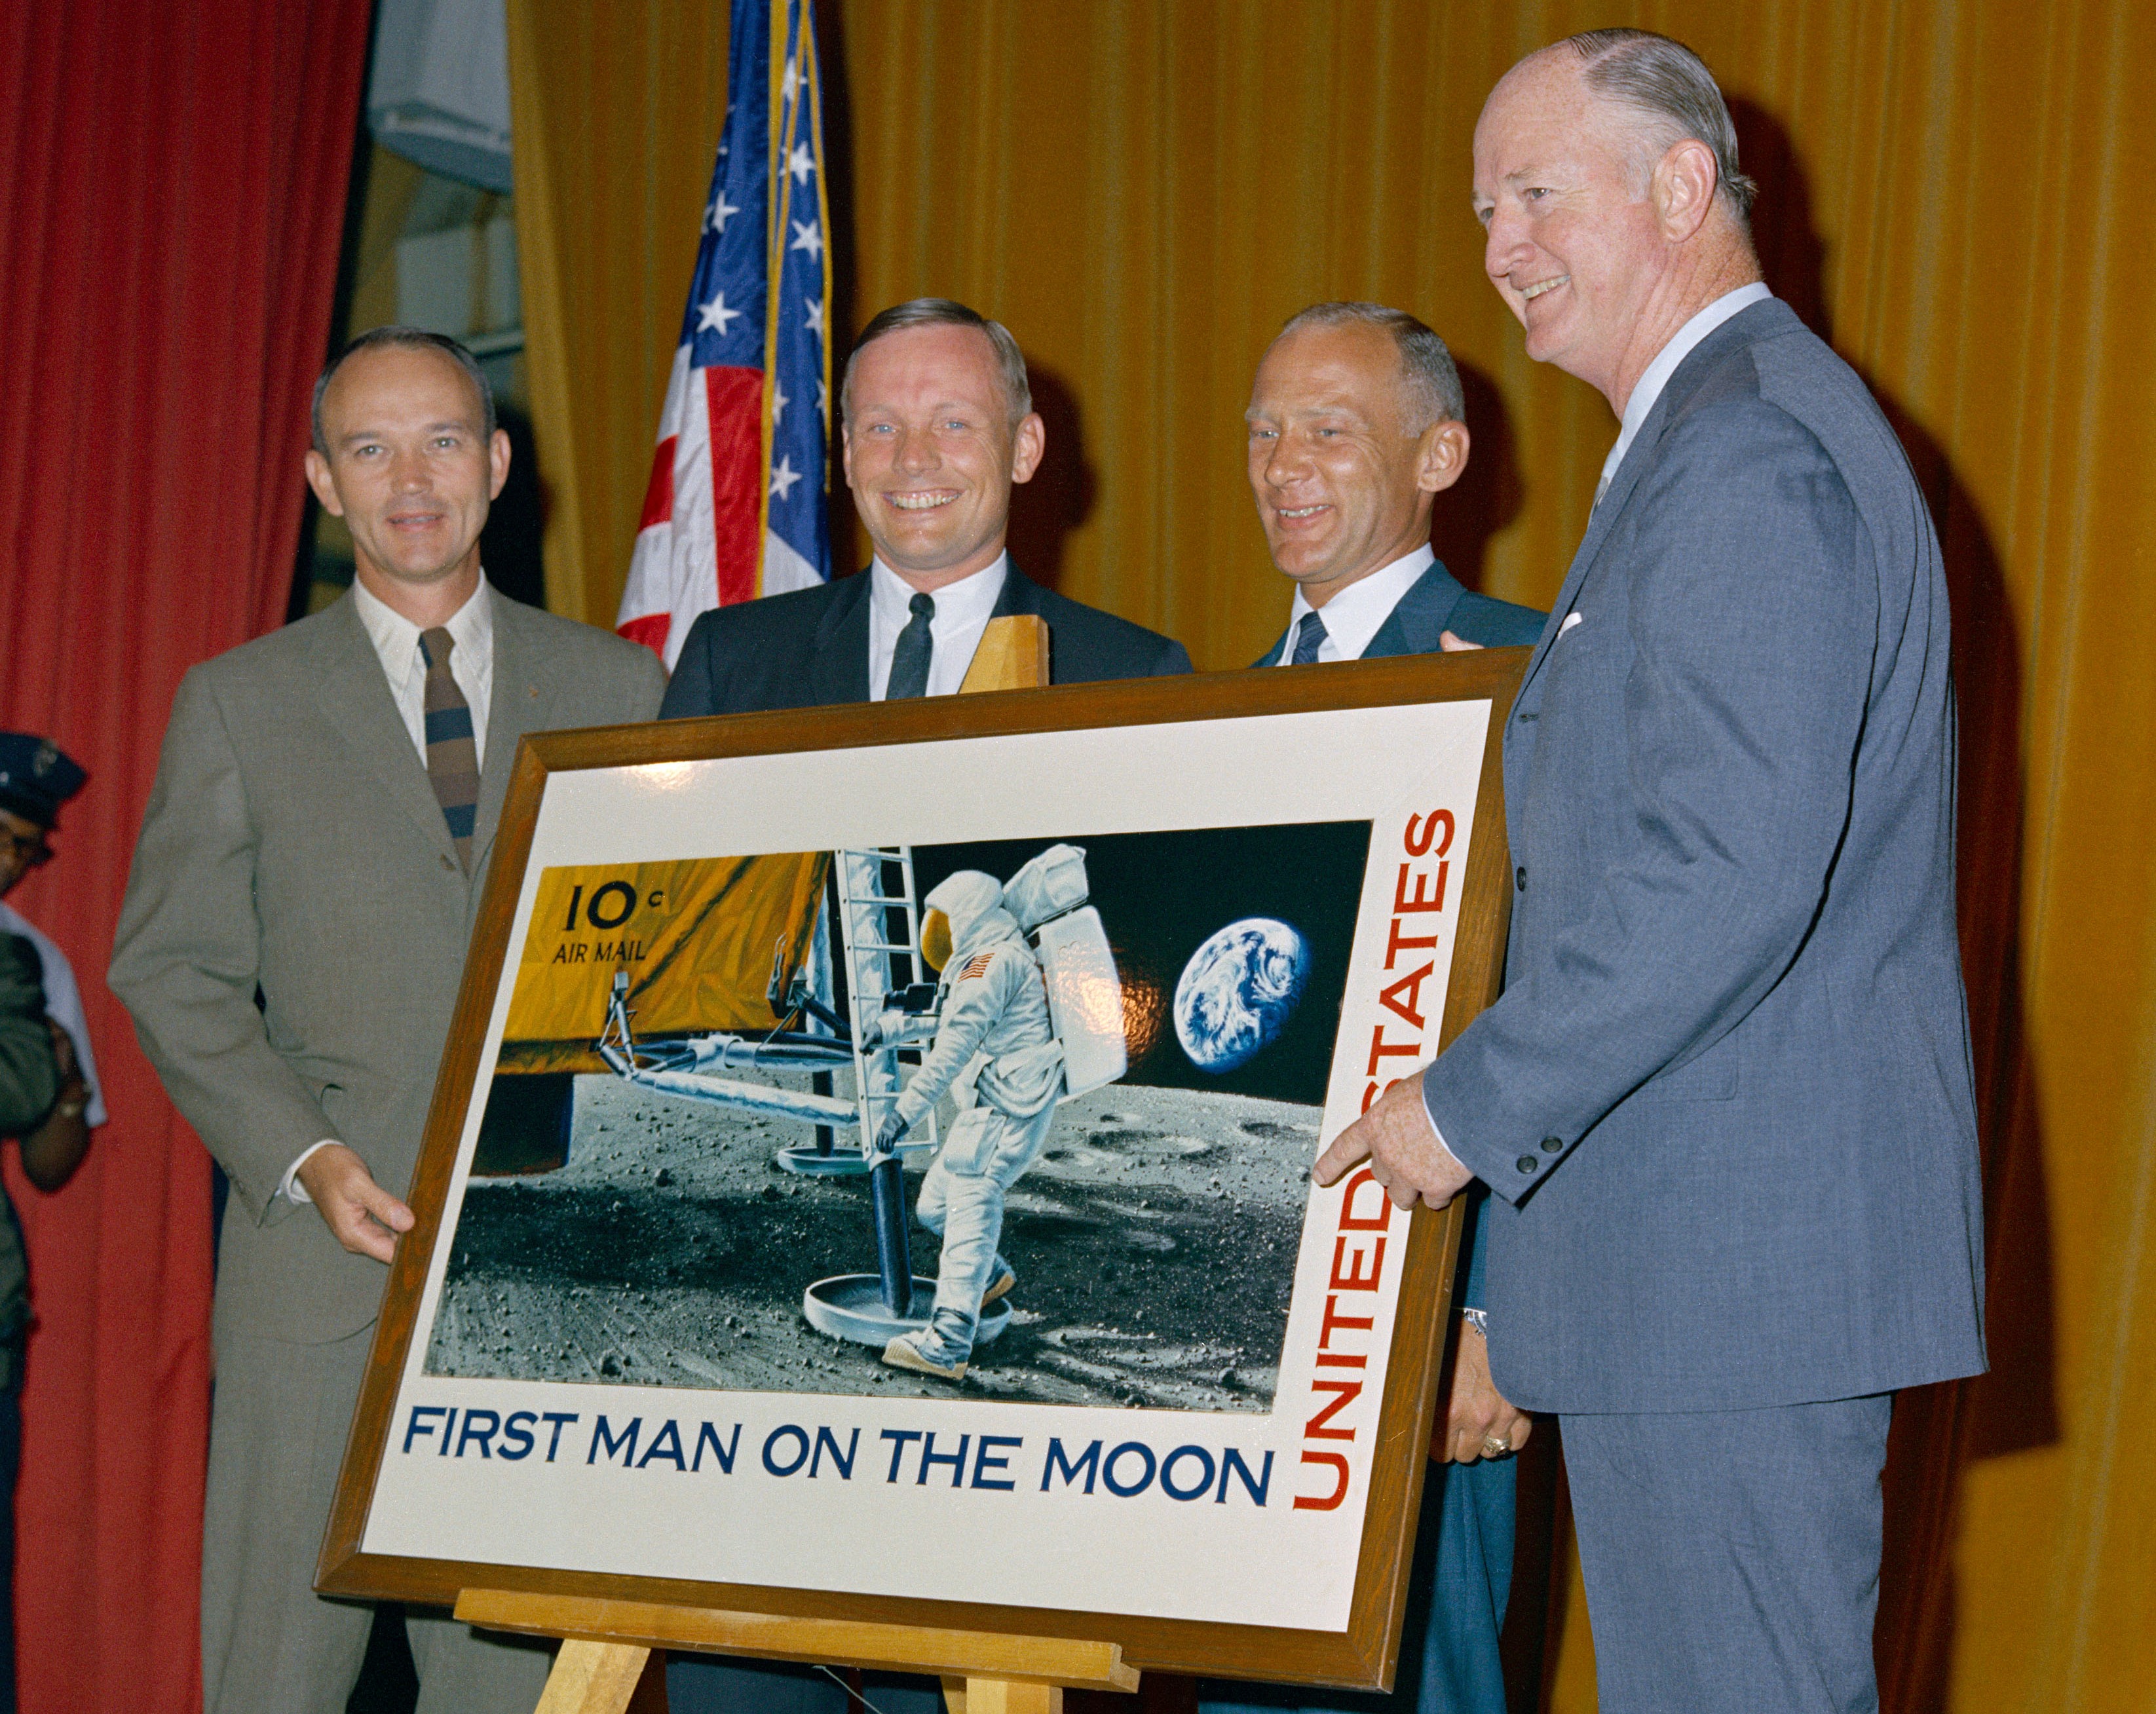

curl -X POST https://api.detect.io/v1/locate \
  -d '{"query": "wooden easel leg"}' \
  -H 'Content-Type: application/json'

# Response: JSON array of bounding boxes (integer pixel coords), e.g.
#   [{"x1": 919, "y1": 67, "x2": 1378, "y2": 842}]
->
[
  {"x1": 535, "y1": 1639, "x2": 654, "y2": 1714},
  {"x1": 964, "y1": 1679, "x2": 1063, "y2": 1714}
]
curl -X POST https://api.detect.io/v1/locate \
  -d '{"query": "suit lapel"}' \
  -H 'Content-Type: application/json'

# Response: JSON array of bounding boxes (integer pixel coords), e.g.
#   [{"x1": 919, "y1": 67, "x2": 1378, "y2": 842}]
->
[
  {"x1": 473, "y1": 590, "x2": 548, "y2": 874},
  {"x1": 1363, "y1": 562, "x2": 1467, "y2": 659},
  {"x1": 1515, "y1": 301, "x2": 1780, "y2": 705},
  {"x1": 810, "y1": 573, "x2": 873, "y2": 705},
  {"x1": 311, "y1": 596, "x2": 461, "y2": 864},
  {"x1": 992, "y1": 563, "x2": 1042, "y2": 617}
]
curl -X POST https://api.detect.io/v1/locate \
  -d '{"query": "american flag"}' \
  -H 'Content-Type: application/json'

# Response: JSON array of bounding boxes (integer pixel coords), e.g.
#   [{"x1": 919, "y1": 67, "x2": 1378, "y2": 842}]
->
[{"x1": 616, "y1": 0, "x2": 832, "y2": 666}]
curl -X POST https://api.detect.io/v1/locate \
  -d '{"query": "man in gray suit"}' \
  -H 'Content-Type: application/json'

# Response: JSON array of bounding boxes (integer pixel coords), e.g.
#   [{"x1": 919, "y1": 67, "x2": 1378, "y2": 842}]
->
[
  {"x1": 1319, "y1": 31, "x2": 1984, "y2": 1714},
  {"x1": 1207, "y1": 304, "x2": 1541, "y2": 1714},
  {"x1": 111, "y1": 328, "x2": 666, "y2": 1714}
]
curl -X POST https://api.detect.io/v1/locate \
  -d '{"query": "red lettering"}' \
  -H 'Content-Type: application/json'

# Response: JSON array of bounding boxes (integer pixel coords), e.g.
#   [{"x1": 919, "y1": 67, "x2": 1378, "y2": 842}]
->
[
  {"x1": 1318, "y1": 1291, "x2": 1376, "y2": 1348},
  {"x1": 1293, "y1": 1451, "x2": 1350, "y2": 1511},
  {"x1": 1379, "y1": 962, "x2": 1432, "y2": 1030},
  {"x1": 1405, "y1": 810, "x2": 1454, "y2": 858},
  {"x1": 1305, "y1": 1379, "x2": 1363, "y2": 1441},
  {"x1": 1329, "y1": 1234, "x2": 1386, "y2": 1293},
  {"x1": 1392, "y1": 860, "x2": 1448, "y2": 915},
  {"x1": 1385, "y1": 918, "x2": 1439, "y2": 969},
  {"x1": 1367, "y1": 1025, "x2": 1422, "y2": 1078},
  {"x1": 1338, "y1": 1170, "x2": 1394, "y2": 1232},
  {"x1": 1315, "y1": 1350, "x2": 1367, "y2": 1369},
  {"x1": 1361, "y1": 1079, "x2": 1382, "y2": 1113}
]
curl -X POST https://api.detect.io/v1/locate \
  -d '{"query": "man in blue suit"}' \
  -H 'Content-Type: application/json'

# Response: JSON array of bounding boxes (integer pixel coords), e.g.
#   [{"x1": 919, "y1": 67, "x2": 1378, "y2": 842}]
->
[
  {"x1": 1205, "y1": 302, "x2": 1543, "y2": 1714},
  {"x1": 1321, "y1": 32, "x2": 1985, "y2": 1714}
]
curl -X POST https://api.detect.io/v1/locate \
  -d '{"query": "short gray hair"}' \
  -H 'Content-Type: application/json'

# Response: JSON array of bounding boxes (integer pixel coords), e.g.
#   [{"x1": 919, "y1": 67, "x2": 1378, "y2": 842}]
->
[
  {"x1": 840, "y1": 298, "x2": 1032, "y2": 428},
  {"x1": 311, "y1": 326, "x2": 496, "y2": 456},
  {"x1": 1561, "y1": 29, "x2": 1758, "y2": 220},
  {"x1": 1276, "y1": 302, "x2": 1467, "y2": 433}
]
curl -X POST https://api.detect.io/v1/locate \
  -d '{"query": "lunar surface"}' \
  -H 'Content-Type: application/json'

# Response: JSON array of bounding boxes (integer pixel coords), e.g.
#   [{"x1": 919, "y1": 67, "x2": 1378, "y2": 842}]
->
[
  {"x1": 425, "y1": 1071, "x2": 1318, "y2": 1413},
  {"x1": 1173, "y1": 918, "x2": 1312, "y2": 1073}
]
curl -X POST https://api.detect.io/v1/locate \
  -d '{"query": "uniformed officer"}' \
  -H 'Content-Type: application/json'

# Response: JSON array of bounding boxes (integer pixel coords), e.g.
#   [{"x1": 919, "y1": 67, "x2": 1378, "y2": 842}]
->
[
  {"x1": 0, "y1": 733, "x2": 99, "y2": 1185},
  {"x1": 876, "y1": 870, "x2": 1065, "y2": 1380}
]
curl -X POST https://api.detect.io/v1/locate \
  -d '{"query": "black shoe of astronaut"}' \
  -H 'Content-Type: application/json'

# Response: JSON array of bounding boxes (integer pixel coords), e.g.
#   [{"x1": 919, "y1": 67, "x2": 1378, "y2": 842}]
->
[{"x1": 882, "y1": 1331, "x2": 967, "y2": 1381}]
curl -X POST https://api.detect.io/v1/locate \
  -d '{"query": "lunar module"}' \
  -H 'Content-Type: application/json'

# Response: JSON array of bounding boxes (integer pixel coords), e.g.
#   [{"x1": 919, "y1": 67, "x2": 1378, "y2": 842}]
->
[{"x1": 595, "y1": 844, "x2": 1128, "y2": 1350}]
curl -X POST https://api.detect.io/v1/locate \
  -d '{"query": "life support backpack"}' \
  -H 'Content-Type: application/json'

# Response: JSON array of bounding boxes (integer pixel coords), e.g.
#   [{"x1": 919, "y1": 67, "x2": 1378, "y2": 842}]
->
[{"x1": 999, "y1": 845, "x2": 1127, "y2": 1100}]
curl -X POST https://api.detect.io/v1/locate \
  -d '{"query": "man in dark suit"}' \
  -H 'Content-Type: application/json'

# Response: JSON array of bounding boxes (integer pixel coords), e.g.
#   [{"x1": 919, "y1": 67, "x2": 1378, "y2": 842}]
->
[
  {"x1": 1321, "y1": 32, "x2": 1985, "y2": 1714},
  {"x1": 662, "y1": 300, "x2": 1185, "y2": 1714},
  {"x1": 660, "y1": 297, "x2": 1188, "y2": 723},
  {"x1": 111, "y1": 329, "x2": 666, "y2": 1714},
  {"x1": 1205, "y1": 304, "x2": 1542, "y2": 1714}
]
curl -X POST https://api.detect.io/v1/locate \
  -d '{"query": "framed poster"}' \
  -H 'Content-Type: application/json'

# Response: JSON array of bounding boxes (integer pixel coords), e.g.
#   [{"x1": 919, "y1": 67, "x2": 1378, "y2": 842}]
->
[{"x1": 318, "y1": 654, "x2": 1526, "y2": 1690}]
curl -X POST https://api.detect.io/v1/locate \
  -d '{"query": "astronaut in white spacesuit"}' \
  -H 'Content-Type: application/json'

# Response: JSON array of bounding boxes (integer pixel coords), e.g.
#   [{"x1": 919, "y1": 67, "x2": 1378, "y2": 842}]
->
[{"x1": 875, "y1": 870, "x2": 1065, "y2": 1380}]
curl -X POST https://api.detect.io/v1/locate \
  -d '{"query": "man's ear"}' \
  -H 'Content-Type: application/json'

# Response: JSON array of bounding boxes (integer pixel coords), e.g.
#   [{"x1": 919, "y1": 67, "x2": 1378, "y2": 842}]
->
[
  {"x1": 303, "y1": 448, "x2": 345, "y2": 517},
  {"x1": 1010, "y1": 413, "x2": 1046, "y2": 486},
  {"x1": 1654, "y1": 137, "x2": 1721, "y2": 243},
  {"x1": 487, "y1": 427, "x2": 512, "y2": 502},
  {"x1": 1416, "y1": 420, "x2": 1471, "y2": 497},
  {"x1": 839, "y1": 423, "x2": 854, "y2": 487}
]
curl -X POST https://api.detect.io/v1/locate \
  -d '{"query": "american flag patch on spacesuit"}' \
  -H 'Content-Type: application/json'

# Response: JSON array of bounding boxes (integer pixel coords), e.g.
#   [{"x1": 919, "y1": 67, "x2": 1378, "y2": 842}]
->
[{"x1": 957, "y1": 952, "x2": 994, "y2": 981}]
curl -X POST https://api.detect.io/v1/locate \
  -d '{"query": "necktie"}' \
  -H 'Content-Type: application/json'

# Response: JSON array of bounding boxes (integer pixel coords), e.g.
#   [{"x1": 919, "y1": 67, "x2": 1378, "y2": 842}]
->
[
  {"x1": 1290, "y1": 610, "x2": 1329, "y2": 665},
  {"x1": 419, "y1": 628, "x2": 480, "y2": 871},
  {"x1": 886, "y1": 592, "x2": 936, "y2": 698}
]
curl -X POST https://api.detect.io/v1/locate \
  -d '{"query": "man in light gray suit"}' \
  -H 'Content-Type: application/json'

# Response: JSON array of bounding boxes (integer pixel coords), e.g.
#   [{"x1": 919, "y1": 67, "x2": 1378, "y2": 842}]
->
[
  {"x1": 111, "y1": 328, "x2": 666, "y2": 1714},
  {"x1": 1319, "y1": 31, "x2": 1985, "y2": 1714}
]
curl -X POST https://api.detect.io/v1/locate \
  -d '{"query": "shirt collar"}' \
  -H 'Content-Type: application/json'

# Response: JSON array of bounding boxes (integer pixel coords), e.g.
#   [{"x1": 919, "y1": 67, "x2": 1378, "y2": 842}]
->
[
  {"x1": 869, "y1": 553, "x2": 1008, "y2": 627},
  {"x1": 1599, "y1": 282, "x2": 1773, "y2": 493},
  {"x1": 350, "y1": 573, "x2": 493, "y2": 682},
  {"x1": 1283, "y1": 544, "x2": 1434, "y2": 662}
]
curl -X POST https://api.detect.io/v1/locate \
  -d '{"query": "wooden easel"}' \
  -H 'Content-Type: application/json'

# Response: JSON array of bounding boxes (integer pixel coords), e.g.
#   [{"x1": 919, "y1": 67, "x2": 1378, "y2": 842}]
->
[
  {"x1": 459, "y1": 1588, "x2": 1139, "y2": 1714},
  {"x1": 488, "y1": 615, "x2": 1075, "y2": 1714}
]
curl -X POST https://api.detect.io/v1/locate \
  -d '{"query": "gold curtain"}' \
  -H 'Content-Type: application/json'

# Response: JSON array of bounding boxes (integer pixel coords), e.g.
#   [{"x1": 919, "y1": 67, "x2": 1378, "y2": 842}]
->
[{"x1": 508, "y1": 2, "x2": 2156, "y2": 1707}]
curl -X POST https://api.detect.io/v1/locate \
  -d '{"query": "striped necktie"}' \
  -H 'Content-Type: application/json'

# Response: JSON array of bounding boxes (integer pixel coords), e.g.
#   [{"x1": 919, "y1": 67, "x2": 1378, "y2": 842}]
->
[
  {"x1": 419, "y1": 628, "x2": 480, "y2": 871},
  {"x1": 1290, "y1": 610, "x2": 1329, "y2": 664}
]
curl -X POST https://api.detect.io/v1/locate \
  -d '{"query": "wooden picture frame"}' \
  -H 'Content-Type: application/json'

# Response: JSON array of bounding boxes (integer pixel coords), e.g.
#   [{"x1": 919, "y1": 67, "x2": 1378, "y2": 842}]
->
[{"x1": 318, "y1": 652, "x2": 1526, "y2": 1692}]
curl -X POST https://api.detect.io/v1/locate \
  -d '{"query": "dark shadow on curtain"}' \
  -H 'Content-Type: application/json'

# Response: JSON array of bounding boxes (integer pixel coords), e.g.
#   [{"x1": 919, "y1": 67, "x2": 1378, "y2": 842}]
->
[
  {"x1": 485, "y1": 402, "x2": 550, "y2": 611},
  {"x1": 1428, "y1": 360, "x2": 1524, "y2": 597},
  {"x1": 1006, "y1": 361, "x2": 1098, "y2": 593},
  {"x1": 813, "y1": 0, "x2": 859, "y2": 577},
  {"x1": 1730, "y1": 94, "x2": 2056, "y2": 1714}
]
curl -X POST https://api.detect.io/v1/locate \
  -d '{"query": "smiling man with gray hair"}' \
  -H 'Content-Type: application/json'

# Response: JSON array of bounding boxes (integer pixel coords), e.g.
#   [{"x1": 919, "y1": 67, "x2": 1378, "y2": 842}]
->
[{"x1": 1317, "y1": 29, "x2": 1985, "y2": 1714}]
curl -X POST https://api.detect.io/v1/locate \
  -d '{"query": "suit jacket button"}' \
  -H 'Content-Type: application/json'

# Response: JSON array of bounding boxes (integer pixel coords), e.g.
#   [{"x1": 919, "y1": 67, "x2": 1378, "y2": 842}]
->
[
  {"x1": 1515, "y1": 1154, "x2": 1538, "y2": 1174},
  {"x1": 1541, "y1": 1135, "x2": 1562, "y2": 1153},
  {"x1": 1515, "y1": 866, "x2": 1527, "y2": 892}
]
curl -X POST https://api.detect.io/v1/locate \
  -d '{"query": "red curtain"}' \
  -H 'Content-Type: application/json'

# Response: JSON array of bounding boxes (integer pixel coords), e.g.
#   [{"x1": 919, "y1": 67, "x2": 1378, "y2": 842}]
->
[{"x1": 0, "y1": 2, "x2": 371, "y2": 1707}]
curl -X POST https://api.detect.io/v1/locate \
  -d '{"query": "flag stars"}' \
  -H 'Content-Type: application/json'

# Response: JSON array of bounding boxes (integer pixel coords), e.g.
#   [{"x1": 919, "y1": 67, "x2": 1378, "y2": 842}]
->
[
  {"x1": 707, "y1": 189, "x2": 740, "y2": 233},
  {"x1": 782, "y1": 55, "x2": 803, "y2": 107},
  {"x1": 789, "y1": 218, "x2": 823, "y2": 262},
  {"x1": 787, "y1": 142, "x2": 815, "y2": 185},
  {"x1": 770, "y1": 377, "x2": 789, "y2": 427},
  {"x1": 769, "y1": 455, "x2": 803, "y2": 501},
  {"x1": 803, "y1": 295, "x2": 824, "y2": 339},
  {"x1": 696, "y1": 293, "x2": 744, "y2": 337},
  {"x1": 817, "y1": 377, "x2": 829, "y2": 427}
]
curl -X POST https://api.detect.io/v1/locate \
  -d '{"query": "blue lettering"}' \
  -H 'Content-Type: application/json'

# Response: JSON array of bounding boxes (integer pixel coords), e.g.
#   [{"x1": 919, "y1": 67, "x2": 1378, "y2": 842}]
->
[
  {"x1": 499, "y1": 1411, "x2": 537, "y2": 1462},
  {"x1": 540, "y1": 1412, "x2": 579, "y2": 1462},
  {"x1": 763, "y1": 1424, "x2": 811, "y2": 1477},
  {"x1": 438, "y1": 1407, "x2": 458, "y2": 1454},
  {"x1": 694, "y1": 1422, "x2": 740, "y2": 1474},
  {"x1": 918, "y1": 1432, "x2": 970, "y2": 1487},
  {"x1": 402, "y1": 1405, "x2": 446, "y2": 1455},
  {"x1": 455, "y1": 1409, "x2": 501, "y2": 1459},
  {"x1": 880, "y1": 1429, "x2": 923, "y2": 1482},
  {"x1": 637, "y1": 1419, "x2": 687, "y2": 1471},
  {"x1": 1160, "y1": 1445, "x2": 1215, "y2": 1501},
  {"x1": 1219, "y1": 1448, "x2": 1274, "y2": 1506},
  {"x1": 1041, "y1": 1438, "x2": 1101, "y2": 1494},
  {"x1": 588, "y1": 1416, "x2": 642, "y2": 1465},
  {"x1": 1103, "y1": 1441, "x2": 1156, "y2": 1498},
  {"x1": 972, "y1": 1434, "x2": 1022, "y2": 1491},
  {"x1": 811, "y1": 1426, "x2": 859, "y2": 1480}
]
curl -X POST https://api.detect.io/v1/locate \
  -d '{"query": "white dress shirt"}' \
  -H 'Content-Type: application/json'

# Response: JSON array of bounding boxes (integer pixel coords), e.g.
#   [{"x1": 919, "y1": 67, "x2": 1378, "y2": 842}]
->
[
  {"x1": 0, "y1": 901, "x2": 105, "y2": 1129},
  {"x1": 350, "y1": 572, "x2": 495, "y2": 771},
  {"x1": 867, "y1": 554, "x2": 1008, "y2": 699},
  {"x1": 1595, "y1": 282, "x2": 1773, "y2": 505},
  {"x1": 1272, "y1": 546, "x2": 1435, "y2": 665},
  {"x1": 286, "y1": 574, "x2": 498, "y2": 1208}
]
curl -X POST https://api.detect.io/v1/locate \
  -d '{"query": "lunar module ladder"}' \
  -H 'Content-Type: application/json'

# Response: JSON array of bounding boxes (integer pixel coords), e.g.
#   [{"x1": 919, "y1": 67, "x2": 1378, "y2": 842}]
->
[{"x1": 801, "y1": 848, "x2": 943, "y2": 1335}]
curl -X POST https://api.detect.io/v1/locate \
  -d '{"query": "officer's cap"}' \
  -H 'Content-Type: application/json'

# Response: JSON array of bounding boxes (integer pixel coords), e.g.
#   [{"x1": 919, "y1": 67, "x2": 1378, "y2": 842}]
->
[{"x1": 0, "y1": 733, "x2": 88, "y2": 829}]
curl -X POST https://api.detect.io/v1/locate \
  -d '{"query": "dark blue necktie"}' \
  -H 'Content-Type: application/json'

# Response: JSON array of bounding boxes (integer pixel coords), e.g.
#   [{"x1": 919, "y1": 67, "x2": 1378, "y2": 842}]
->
[
  {"x1": 1290, "y1": 610, "x2": 1328, "y2": 665},
  {"x1": 886, "y1": 592, "x2": 936, "y2": 698}
]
